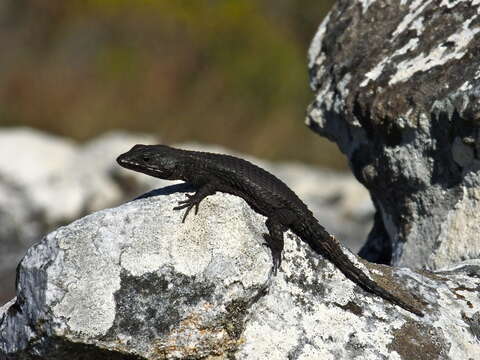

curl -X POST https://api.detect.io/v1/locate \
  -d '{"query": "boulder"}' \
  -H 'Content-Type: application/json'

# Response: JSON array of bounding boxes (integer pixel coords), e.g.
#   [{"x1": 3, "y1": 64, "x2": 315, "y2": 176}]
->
[
  {"x1": 1, "y1": 186, "x2": 479, "y2": 359},
  {"x1": 307, "y1": 0, "x2": 480, "y2": 269}
]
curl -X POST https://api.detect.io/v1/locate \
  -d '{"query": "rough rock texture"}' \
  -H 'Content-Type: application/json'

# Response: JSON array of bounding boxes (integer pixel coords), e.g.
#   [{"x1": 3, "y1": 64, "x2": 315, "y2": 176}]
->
[
  {"x1": 1, "y1": 186, "x2": 479, "y2": 359},
  {"x1": 0, "y1": 128, "x2": 158, "y2": 304},
  {"x1": 307, "y1": 0, "x2": 480, "y2": 270},
  {"x1": 0, "y1": 128, "x2": 373, "y2": 304}
]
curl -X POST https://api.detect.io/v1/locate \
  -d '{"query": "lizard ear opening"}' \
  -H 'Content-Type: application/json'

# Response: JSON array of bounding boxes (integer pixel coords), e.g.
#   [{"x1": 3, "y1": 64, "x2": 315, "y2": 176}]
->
[{"x1": 161, "y1": 157, "x2": 177, "y2": 171}]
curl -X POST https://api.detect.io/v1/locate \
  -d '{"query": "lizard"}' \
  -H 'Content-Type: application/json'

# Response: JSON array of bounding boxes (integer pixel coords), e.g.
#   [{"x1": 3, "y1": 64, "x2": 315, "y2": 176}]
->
[{"x1": 117, "y1": 144, "x2": 424, "y2": 316}]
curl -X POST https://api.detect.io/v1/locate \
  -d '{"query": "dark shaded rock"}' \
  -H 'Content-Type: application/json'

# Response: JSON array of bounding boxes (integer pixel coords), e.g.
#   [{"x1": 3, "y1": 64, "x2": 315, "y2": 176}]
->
[{"x1": 307, "y1": 0, "x2": 480, "y2": 270}]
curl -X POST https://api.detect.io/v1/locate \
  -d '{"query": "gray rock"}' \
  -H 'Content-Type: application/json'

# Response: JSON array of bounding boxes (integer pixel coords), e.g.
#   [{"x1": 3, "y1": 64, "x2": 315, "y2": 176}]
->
[
  {"x1": 0, "y1": 129, "x2": 76, "y2": 277},
  {"x1": 0, "y1": 128, "x2": 158, "y2": 303},
  {"x1": 307, "y1": 0, "x2": 480, "y2": 270},
  {"x1": 1, "y1": 186, "x2": 479, "y2": 359}
]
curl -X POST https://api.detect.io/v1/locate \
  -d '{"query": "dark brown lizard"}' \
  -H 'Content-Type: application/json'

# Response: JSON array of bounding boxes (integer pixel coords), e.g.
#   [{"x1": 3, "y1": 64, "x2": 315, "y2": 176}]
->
[{"x1": 117, "y1": 144, "x2": 424, "y2": 316}]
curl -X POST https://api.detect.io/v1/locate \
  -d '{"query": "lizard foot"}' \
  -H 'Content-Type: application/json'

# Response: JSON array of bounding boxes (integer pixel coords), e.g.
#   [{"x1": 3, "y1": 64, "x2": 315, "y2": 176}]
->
[
  {"x1": 173, "y1": 193, "x2": 201, "y2": 223},
  {"x1": 263, "y1": 233, "x2": 282, "y2": 275}
]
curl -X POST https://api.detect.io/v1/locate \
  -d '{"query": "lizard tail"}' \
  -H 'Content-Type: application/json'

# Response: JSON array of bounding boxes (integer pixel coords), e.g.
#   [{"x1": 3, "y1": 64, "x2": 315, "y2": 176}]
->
[{"x1": 296, "y1": 223, "x2": 424, "y2": 317}]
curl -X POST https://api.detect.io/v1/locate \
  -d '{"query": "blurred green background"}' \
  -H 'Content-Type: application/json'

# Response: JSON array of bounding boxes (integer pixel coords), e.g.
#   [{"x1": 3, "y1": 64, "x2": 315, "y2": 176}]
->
[{"x1": 0, "y1": 0, "x2": 345, "y2": 168}]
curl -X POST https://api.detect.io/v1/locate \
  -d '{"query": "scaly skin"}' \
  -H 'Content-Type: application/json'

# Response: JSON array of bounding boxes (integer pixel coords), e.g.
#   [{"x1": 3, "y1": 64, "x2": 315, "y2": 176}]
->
[{"x1": 117, "y1": 144, "x2": 424, "y2": 316}]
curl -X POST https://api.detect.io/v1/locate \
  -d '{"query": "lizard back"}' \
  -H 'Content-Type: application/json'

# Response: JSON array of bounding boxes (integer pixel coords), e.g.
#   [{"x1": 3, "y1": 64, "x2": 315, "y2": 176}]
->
[{"x1": 181, "y1": 149, "x2": 313, "y2": 216}]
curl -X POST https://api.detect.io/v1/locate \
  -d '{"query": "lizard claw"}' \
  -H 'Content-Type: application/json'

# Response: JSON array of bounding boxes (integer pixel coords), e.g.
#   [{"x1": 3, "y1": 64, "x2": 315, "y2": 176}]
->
[
  {"x1": 261, "y1": 233, "x2": 270, "y2": 248},
  {"x1": 173, "y1": 193, "x2": 202, "y2": 222},
  {"x1": 263, "y1": 233, "x2": 281, "y2": 275},
  {"x1": 173, "y1": 203, "x2": 194, "y2": 223},
  {"x1": 175, "y1": 194, "x2": 194, "y2": 206},
  {"x1": 172, "y1": 185, "x2": 215, "y2": 223},
  {"x1": 270, "y1": 254, "x2": 280, "y2": 276}
]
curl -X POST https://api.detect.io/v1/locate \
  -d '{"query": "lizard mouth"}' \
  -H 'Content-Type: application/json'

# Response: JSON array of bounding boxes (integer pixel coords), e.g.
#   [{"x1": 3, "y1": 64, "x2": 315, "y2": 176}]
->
[{"x1": 116, "y1": 157, "x2": 171, "y2": 178}]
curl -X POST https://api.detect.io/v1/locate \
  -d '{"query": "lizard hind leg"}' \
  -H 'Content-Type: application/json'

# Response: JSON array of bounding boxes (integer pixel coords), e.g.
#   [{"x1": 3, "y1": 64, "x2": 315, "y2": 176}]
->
[
  {"x1": 263, "y1": 215, "x2": 289, "y2": 275},
  {"x1": 173, "y1": 184, "x2": 216, "y2": 223}
]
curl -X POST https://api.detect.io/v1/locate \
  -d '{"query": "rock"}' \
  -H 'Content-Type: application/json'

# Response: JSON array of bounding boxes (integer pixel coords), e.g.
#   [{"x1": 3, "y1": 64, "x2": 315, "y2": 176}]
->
[
  {"x1": 1, "y1": 186, "x2": 479, "y2": 359},
  {"x1": 307, "y1": 0, "x2": 480, "y2": 270},
  {"x1": 0, "y1": 128, "x2": 158, "y2": 304},
  {"x1": 0, "y1": 129, "x2": 76, "y2": 289}
]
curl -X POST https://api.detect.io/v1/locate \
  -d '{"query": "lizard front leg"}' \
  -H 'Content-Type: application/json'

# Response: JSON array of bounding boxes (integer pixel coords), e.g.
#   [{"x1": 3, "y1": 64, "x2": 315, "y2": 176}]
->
[{"x1": 173, "y1": 183, "x2": 216, "y2": 222}]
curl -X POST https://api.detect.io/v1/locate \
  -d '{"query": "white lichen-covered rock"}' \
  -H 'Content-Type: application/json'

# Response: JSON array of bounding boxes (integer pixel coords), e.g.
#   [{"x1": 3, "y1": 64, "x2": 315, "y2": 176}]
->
[
  {"x1": 307, "y1": 0, "x2": 480, "y2": 269},
  {"x1": 1, "y1": 187, "x2": 479, "y2": 359}
]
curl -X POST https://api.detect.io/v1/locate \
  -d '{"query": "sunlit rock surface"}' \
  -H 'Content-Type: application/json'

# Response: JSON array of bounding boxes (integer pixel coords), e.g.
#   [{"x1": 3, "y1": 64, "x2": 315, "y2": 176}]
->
[
  {"x1": 1, "y1": 187, "x2": 479, "y2": 359},
  {"x1": 308, "y1": 0, "x2": 480, "y2": 269}
]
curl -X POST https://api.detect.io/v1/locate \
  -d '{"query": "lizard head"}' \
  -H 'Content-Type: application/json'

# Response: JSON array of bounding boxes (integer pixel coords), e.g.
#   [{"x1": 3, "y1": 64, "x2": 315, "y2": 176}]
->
[{"x1": 116, "y1": 144, "x2": 181, "y2": 180}]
